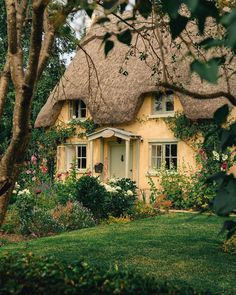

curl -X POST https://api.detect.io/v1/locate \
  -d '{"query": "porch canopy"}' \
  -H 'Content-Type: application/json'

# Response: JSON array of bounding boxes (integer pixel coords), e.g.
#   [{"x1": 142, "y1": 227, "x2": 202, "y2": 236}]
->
[{"x1": 87, "y1": 127, "x2": 141, "y2": 178}]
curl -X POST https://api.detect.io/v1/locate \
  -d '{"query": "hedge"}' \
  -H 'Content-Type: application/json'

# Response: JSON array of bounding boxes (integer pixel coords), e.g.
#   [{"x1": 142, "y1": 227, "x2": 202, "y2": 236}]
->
[{"x1": 0, "y1": 253, "x2": 212, "y2": 295}]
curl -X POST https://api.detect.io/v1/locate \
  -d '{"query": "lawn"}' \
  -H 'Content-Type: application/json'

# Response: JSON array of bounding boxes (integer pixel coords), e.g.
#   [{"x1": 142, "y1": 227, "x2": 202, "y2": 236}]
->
[{"x1": 1, "y1": 213, "x2": 235, "y2": 294}]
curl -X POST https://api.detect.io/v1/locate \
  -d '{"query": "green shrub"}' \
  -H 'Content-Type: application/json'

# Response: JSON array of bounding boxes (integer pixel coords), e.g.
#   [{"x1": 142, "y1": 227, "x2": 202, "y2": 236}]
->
[
  {"x1": 223, "y1": 234, "x2": 236, "y2": 254},
  {"x1": 103, "y1": 178, "x2": 137, "y2": 217},
  {"x1": 14, "y1": 191, "x2": 36, "y2": 235},
  {"x1": 75, "y1": 175, "x2": 109, "y2": 219},
  {"x1": 1, "y1": 207, "x2": 20, "y2": 234},
  {"x1": 27, "y1": 208, "x2": 62, "y2": 237},
  {"x1": 132, "y1": 200, "x2": 158, "y2": 219},
  {"x1": 52, "y1": 201, "x2": 95, "y2": 230},
  {"x1": 54, "y1": 176, "x2": 77, "y2": 205},
  {"x1": 0, "y1": 253, "x2": 211, "y2": 295},
  {"x1": 106, "y1": 190, "x2": 136, "y2": 217}
]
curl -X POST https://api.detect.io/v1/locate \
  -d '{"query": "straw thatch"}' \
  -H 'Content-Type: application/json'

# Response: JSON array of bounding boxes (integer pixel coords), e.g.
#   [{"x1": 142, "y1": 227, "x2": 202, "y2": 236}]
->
[{"x1": 35, "y1": 12, "x2": 235, "y2": 128}]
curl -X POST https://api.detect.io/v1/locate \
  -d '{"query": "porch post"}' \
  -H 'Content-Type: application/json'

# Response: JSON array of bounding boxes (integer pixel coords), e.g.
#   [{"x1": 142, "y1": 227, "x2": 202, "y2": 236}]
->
[
  {"x1": 125, "y1": 139, "x2": 130, "y2": 178},
  {"x1": 100, "y1": 138, "x2": 104, "y2": 179},
  {"x1": 90, "y1": 140, "x2": 94, "y2": 174}
]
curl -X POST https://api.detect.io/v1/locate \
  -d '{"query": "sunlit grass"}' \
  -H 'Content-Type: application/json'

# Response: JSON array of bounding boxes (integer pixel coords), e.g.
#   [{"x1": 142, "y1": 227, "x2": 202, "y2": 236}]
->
[{"x1": 1, "y1": 213, "x2": 235, "y2": 294}]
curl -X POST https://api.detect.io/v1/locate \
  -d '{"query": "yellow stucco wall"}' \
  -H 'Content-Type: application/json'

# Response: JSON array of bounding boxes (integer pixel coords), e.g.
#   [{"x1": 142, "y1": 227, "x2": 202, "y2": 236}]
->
[{"x1": 54, "y1": 95, "x2": 198, "y2": 190}]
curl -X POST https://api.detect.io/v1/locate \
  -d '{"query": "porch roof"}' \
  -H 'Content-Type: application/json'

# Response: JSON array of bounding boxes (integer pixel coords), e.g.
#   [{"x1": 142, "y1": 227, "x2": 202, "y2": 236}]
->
[{"x1": 87, "y1": 127, "x2": 141, "y2": 141}]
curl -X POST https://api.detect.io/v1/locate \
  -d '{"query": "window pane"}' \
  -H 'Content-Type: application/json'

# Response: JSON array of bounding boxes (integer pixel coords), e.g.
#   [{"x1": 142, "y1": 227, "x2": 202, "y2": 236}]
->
[
  {"x1": 82, "y1": 146, "x2": 86, "y2": 157},
  {"x1": 81, "y1": 108, "x2": 86, "y2": 118},
  {"x1": 78, "y1": 146, "x2": 81, "y2": 157},
  {"x1": 171, "y1": 144, "x2": 177, "y2": 157},
  {"x1": 80, "y1": 100, "x2": 86, "y2": 108},
  {"x1": 165, "y1": 157, "x2": 170, "y2": 169},
  {"x1": 156, "y1": 145, "x2": 162, "y2": 156},
  {"x1": 152, "y1": 157, "x2": 162, "y2": 169},
  {"x1": 77, "y1": 158, "x2": 81, "y2": 169},
  {"x1": 165, "y1": 144, "x2": 170, "y2": 157},
  {"x1": 74, "y1": 101, "x2": 79, "y2": 118},
  {"x1": 154, "y1": 96, "x2": 162, "y2": 112},
  {"x1": 82, "y1": 158, "x2": 86, "y2": 169},
  {"x1": 172, "y1": 157, "x2": 177, "y2": 169},
  {"x1": 166, "y1": 95, "x2": 174, "y2": 111},
  {"x1": 152, "y1": 145, "x2": 156, "y2": 157}
]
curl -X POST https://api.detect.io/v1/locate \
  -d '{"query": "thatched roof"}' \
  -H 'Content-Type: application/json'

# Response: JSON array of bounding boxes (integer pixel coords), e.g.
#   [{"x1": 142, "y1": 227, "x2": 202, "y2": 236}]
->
[{"x1": 35, "y1": 13, "x2": 235, "y2": 128}]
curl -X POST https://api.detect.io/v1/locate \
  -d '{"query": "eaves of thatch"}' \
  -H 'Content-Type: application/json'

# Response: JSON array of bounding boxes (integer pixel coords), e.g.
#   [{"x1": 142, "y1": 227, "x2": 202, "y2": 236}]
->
[{"x1": 35, "y1": 13, "x2": 235, "y2": 128}]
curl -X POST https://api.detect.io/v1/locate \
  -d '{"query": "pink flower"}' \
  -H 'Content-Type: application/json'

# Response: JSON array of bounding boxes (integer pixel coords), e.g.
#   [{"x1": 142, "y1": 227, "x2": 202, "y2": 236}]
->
[
  {"x1": 35, "y1": 188, "x2": 41, "y2": 194},
  {"x1": 32, "y1": 176, "x2": 36, "y2": 182},
  {"x1": 25, "y1": 169, "x2": 32, "y2": 174},
  {"x1": 198, "y1": 148, "x2": 205, "y2": 154},
  {"x1": 86, "y1": 171, "x2": 92, "y2": 176},
  {"x1": 221, "y1": 162, "x2": 227, "y2": 171},
  {"x1": 31, "y1": 155, "x2": 37, "y2": 165},
  {"x1": 40, "y1": 166, "x2": 48, "y2": 174}
]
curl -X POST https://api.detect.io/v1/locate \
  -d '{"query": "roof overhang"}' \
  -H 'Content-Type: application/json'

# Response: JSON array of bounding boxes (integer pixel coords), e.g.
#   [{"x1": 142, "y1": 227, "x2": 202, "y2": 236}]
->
[{"x1": 87, "y1": 127, "x2": 141, "y2": 141}]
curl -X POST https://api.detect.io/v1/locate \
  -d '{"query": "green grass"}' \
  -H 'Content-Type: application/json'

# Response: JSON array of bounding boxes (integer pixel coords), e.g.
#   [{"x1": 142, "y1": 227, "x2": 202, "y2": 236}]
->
[{"x1": 1, "y1": 213, "x2": 235, "y2": 294}]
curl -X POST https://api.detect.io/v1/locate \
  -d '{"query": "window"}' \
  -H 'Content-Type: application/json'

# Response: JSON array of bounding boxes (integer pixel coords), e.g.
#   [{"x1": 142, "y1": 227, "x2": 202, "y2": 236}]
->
[
  {"x1": 76, "y1": 144, "x2": 87, "y2": 170},
  {"x1": 153, "y1": 91, "x2": 174, "y2": 114},
  {"x1": 150, "y1": 143, "x2": 177, "y2": 170},
  {"x1": 70, "y1": 99, "x2": 87, "y2": 119}
]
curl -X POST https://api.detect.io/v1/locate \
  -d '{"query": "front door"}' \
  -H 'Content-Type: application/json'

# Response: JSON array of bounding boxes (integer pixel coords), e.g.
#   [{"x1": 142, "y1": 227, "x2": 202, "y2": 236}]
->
[{"x1": 109, "y1": 143, "x2": 133, "y2": 179}]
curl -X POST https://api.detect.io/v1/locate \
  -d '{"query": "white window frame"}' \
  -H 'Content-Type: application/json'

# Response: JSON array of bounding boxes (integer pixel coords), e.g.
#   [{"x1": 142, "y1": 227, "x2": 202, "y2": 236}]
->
[
  {"x1": 69, "y1": 99, "x2": 87, "y2": 120},
  {"x1": 150, "y1": 92, "x2": 175, "y2": 118},
  {"x1": 76, "y1": 144, "x2": 87, "y2": 171},
  {"x1": 149, "y1": 142, "x2": 178, "y2": 172}
]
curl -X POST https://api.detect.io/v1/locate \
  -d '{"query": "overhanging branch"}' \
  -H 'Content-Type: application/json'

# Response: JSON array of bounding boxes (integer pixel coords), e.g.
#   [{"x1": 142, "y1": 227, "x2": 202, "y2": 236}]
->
[{"x1": 158, "y1": 82, "x2": 236, "y2": 106}]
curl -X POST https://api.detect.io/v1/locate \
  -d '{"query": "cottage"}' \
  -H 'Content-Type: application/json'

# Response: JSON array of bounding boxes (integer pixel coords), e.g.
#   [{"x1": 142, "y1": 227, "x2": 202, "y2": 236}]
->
[{"x1": 35, "y1": 12, "x2": 236, "y2": 191}]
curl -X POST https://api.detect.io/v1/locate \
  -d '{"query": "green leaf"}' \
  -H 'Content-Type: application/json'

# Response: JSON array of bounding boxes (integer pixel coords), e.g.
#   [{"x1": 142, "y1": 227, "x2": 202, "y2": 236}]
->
[
  {"x1": 102, "y1": 32, "x2": 112, "y2": 43},
  {"x1": 162, "y1": 0, "x2": 182, "y2": 18},
  {"x1": 213, "y1": 176, "x2": 236, "y2": 216},
  {"x1": 190, "y1": 58, "x2": 223, "y2": 84},
  {"x1": 191, "y1": 0, "x2": 219, "y2": 34},
  {"x1": 136, "y1": 0, "x2": 152, "y2": 19},
  {"x1": 169, "y1": 15, "x2": 188, "y2": 39},
  {"x1": 199, "y1": 38, "x2": 224, "y2": 49},
  {"x1": 214, "y1": 104, "x2": 229, "y2": 126},
  {"x1": 184, "y1": 0, "x2": 199, "y2": 13},
  {"x1": 103, "y1": 0, "x2": 119, "y2": 11},
  {"x1": 117, "y1": 29, "x2": 132, "y2": 45},
  {"x1": 104, "y1": 40, "x2": 114, "y2": 57}
]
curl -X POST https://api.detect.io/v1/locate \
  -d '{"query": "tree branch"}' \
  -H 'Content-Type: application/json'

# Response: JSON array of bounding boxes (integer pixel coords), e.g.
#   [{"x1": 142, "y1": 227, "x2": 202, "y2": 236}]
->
[{"x1": 158, "y1": 82, "x2": 236, "y2": 106}]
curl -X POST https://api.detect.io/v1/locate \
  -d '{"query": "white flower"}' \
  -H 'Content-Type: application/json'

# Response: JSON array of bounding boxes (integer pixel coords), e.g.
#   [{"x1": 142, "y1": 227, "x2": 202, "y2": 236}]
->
[
  {"x1": 212, "y1": 151, "x2": 220, "y2": 161},
  {"x1": 12, "y1": 190, "x2": 17, "y2": 194},
  {"x1": 18, "y1": 188, "x2": 31, "y2": 196},
  {"x1": 127, "y1": 190, "x2": 133, "y2": 196},
  {"x1": 15, "y1": 182, "x2": 20, "y2": 189},
  {"x1": 116, "y1": 186, "x2": 122, "y2": 191},
  {"x1": 222, "y1": 154, "x2": 228, "y2": 161}
]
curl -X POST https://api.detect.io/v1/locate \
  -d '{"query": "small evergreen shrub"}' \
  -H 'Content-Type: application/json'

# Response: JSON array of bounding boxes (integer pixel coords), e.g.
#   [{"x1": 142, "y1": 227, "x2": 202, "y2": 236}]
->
[
  {"x1": 52, "y1": 201, "x2": 96, "y2": 230},
  {"x1": 75, "y1": 175, "x2": 109, "y2": 219},
  {"x1": 0, "y1": 253, "x2": 211, "y2": 295}
]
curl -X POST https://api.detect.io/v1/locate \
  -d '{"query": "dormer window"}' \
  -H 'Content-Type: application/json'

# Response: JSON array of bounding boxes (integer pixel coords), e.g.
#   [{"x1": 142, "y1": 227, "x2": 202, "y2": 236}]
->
[
  {"x1": 153, "y1": 91, "x2": 174, "y2": 115},
  {"x1": 70, "y1": 99, "x2": 87, "y2": 119}
]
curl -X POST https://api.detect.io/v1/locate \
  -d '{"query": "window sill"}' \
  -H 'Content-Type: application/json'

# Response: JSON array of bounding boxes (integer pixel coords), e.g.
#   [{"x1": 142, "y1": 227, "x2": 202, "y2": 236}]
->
[
  {"x1": 67, "y1": 118, "x2": 87, "y2": 123},
  {"x1": 148, "y1": 112, "x2": 175, "y2": 119},
  {"x1": 145, "y1": 171, "x2": 160, "y2": 177}
]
